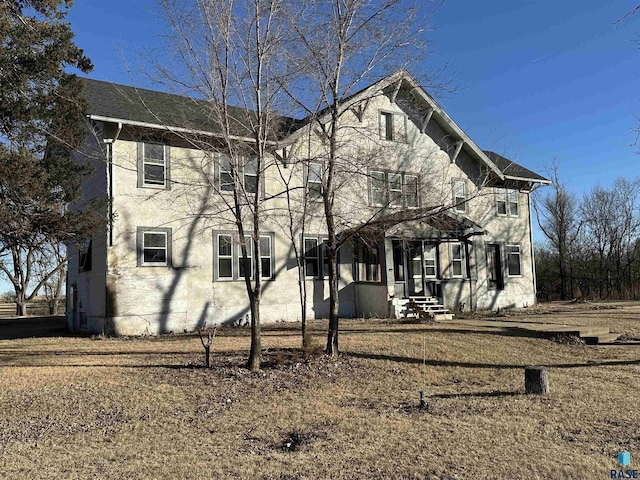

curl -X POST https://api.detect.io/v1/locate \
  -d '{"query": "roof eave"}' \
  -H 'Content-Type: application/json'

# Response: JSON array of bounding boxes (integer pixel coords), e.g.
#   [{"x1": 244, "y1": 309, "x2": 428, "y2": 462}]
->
[
  {"x1": 86, "y1": 114, "x2": 278, "y2": 145},
  {"x1": 503, "y1": 174, "x2": 552, "y2": 185}
]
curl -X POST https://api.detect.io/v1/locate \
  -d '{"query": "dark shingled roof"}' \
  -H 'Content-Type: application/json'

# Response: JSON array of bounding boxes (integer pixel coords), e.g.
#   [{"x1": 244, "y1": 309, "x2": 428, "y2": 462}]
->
[
  {"x1": 81, "y1": 78, "x2": 301, "y2": 140},
  {"x1": 483, "y1": 150, "x2": 549, "y2": 183}
]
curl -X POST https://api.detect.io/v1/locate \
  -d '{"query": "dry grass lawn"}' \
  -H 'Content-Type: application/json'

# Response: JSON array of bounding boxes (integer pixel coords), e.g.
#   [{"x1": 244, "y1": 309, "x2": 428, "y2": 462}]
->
[{"x1": 1, "y1": 301, "x2": 639, "y2": 479}]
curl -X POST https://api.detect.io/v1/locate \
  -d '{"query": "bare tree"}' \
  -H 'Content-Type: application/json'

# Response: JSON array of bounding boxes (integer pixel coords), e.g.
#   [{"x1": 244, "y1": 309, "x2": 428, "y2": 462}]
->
[
  {"x1": 533, "y1": 161, "x2": 582, "y2": 299},
  {"x1": 0, "y1": 240, "x2": 67, "y2": 316},
  {"x1": 281, "y1": 0, "x2": 446, "y2": 356},
  {"x1": 37, "y1": 243, "x2": 67, "y2": 315},
  {"x1": 154, "y1": 0, "x2": 288, "y2": 370}
]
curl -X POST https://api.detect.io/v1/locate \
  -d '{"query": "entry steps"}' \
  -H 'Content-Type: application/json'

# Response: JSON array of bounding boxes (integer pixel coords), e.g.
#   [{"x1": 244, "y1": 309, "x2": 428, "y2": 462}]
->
[{"x1": 401, "y1": 296, "x2": 453, "y2": 321}]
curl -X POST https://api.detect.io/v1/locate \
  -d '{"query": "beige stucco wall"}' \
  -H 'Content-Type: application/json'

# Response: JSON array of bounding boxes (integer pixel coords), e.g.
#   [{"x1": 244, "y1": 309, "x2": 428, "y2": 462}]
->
[{"x1": 72, "y1": 85, "x2": 538, "y2": 334}]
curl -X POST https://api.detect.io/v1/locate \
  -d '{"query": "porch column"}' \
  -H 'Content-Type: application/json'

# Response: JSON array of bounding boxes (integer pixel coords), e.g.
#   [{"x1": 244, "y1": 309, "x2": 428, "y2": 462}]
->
[{"x1": 384, "y1": 238, "x2": 395, "y2": 317}]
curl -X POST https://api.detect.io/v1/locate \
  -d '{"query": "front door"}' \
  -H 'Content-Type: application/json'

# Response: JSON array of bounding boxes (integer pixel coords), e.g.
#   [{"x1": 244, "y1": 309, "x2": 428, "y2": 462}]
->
[{"x1": 407, "y1": 241, "x2": 438, "y2": 297}]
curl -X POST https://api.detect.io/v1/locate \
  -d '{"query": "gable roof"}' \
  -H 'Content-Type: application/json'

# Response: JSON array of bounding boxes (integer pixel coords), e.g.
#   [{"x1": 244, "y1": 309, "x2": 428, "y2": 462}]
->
[
  {"x1": 81, "y1": 75, "x2": 549, "y2": 184},
  {"x1": 483, "y1": 151, "x2": 550, "y2": 184},
  {"x1": 81, "y1": 78, "x2": 300, "y2": 141},
  {"x1": 295, "y1": 69, "x2": 549, "y2": 185}
]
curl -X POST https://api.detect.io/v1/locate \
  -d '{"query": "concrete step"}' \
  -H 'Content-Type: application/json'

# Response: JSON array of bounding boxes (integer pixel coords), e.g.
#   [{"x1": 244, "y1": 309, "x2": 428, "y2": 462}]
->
[
  {"x1": 590, "y1": 333, "x2": 621, "y2": 344},
  {"x1": 432, "y1": 313, "x2": 454, "y2": 321}
]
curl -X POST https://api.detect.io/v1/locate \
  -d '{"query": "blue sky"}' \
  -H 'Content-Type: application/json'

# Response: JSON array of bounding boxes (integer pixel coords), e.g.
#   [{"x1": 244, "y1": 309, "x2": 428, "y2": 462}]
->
[
  {"x1": 64, "y1": 0, "x2": 640, "y2": 196},
  {"x1": 2, "y1": 0, "x2": 640, "y2": 294}
]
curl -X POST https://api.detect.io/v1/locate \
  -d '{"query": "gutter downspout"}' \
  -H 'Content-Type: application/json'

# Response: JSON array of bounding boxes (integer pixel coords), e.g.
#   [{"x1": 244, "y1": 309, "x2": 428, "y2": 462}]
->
[
  {"x1": 103, "y1": 122, "x2": 122, "y2": 247},
  {"x1": 527, "y1": 189, "x2": 538, "y2": 305},
  {"x1": 102, "y1": 122, "x2": 122, "y2": 332}
]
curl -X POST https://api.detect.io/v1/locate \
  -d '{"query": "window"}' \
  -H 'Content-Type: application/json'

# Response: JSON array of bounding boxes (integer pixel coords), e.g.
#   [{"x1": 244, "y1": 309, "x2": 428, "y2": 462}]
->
[
  {"x1": 137, "y1": 227, "x2": 172, "y2": 267},
  {"x1": 496, "y1": 188, "x2": 519, "y2": 217},
  {"x1": 259, "y1": 236, "x2": 272, "y2": 279},
  {"x1": 370, "y1": 171, "x2": 386, "y2": 207},
  {"x1": 304, "y1": 238, "x2": 320, "y2": 278},
  {"x1": 507, "y1": 244, "x2": 522, "y2": 276},
  {"x1": 214, "y1": 232, "x2": 275, "y2": 281},
  {"x1": 369, "y1": 171, "x2": 419, "y2": 208},
  {"x1": 451, "y1": 242, "x2": 464, "y2": 277},
  {"x1": 217, "y1": 234, "x2": 233, "y2": 278},
  {"x1": 486, "y1": 244, "x2": 503, "y2": 290},
  {"x1": 303, "y1": 237, "x2": 330, "y2": 279},
  {"x1": 424, "y1": 244, "x2": 437, "y2": 278},
  {"x1": 238, "y1": 236, "x2": 253, "y2": 279},
  {"x1": 508, "y1": 190, "x2": 519, "y2": 216},
  {"x1": 217, "y1": 154, "x2": 260, "y2": 194},
  {"x1": 379, "y1": 111, "x2": 407, "y2": 142},
  {"x1": 355, "y1": 242, "x2": 381, "y2": 283},
  {"x1": 218, "y1": 154, "x2": 234, "y2": 192},
  {"x1": 388, "y1": 173, "x2": 403, "y2": 207},
  {"x1": 243, "y1": 156, "x2": 258, "y2": 194},
  {"x1": 452, "y1": 180, "x2": 466, "y2": 212},
  {"x1": 78, "y1": 239, "x2": 92, "y2": 272},
  {"x1": 403, "y1": 175, "x2": 418, "y2": 208},
  {"x1": 307, "y1": 162, "x2": 323, "y2": 200},
  {"x1": 138, "y1": 141, "x2": 170, "y2": 188}
]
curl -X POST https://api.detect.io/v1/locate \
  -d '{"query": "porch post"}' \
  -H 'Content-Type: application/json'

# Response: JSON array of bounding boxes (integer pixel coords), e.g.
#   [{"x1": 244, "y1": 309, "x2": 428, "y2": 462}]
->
[{"x1": 384, "y1": 238, "x2": 395, "y2": 317}]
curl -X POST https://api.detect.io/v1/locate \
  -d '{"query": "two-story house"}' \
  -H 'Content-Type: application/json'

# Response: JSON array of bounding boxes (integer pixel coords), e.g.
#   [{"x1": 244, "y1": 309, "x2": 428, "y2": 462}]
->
[{"x1": 67, "y1": 70, "x2": 549, "y2": 335}]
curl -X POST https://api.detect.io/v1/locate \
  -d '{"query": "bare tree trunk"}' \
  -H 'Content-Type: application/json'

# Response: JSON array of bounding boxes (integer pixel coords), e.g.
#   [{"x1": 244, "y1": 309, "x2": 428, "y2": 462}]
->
[{"x1": 247, "y1": 291, "x2": 261, "y2": 370}]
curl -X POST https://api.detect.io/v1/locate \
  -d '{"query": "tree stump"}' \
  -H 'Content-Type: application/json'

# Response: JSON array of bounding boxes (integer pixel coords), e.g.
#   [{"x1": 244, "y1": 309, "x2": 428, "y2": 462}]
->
[{"x1": 525, "y1": 366, "x2": 549, "y2": 394}]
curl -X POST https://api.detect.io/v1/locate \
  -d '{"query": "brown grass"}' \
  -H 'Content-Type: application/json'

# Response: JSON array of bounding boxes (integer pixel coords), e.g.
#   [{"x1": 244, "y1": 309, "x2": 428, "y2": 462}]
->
[{"x1": 1, "y1": 302, "x2": 639, "y2": 479}]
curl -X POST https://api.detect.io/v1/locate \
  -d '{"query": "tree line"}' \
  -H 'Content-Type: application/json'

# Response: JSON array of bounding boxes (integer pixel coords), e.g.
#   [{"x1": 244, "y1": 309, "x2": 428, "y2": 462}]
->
[{"x1": 534, "y1": 164, "x2": 640, "y2": 301}]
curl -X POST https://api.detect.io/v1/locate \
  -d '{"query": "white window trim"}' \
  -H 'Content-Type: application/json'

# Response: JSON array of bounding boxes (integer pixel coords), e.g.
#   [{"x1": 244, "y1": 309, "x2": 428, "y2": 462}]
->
[
  {"x1": 369, "y1": 170, "x2": 420, "y2": 208},
  {"x1": 496, "y1": 188, "x2": 520, "y2": 217},
  {"x1": 450, "y1": 242, "x2": 464, "y2": 278},
  {"x1": 403, "y1": 174, "x2": 419, "y2": 208},
  {"x1": 424, "y1": 244, "x2": 437, "y2": 278},
  {"x1": 307, "y1": 162, "x2": 323, "y2": 201},
  {"x1": 243, "y1": 156, "x2": 259, "y2": 195},
  {"x1": 238, "y1": 236, "x2": 253, "y2": 280},
  {"x1": 217, "y1": 233, "x2": 234, "y2": 280},
  {"x1": 378, "y1": 110, "x2": 407, "y2": 143},
  {"x1": 507, "y1": 244, "x2": 522, "y2": 277},
  {"x1": 214, "y1": 232, "x2": 275, "y2": 281},
  {"x1": 259, "y1": 235, "x2": 273, "y2": 280},
  {"x1": 452, "y1": 179, "x2": 467, "y2": 213}
]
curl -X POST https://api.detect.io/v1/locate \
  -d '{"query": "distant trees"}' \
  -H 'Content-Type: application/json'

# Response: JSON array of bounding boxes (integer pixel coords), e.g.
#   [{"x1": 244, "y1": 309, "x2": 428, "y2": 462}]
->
[
  {"x1": 534, "y1": 168, "x2": 640, "y2": 301},
  {"x1": 0, "y1": 0, "x2": 101, "y2": 315}
]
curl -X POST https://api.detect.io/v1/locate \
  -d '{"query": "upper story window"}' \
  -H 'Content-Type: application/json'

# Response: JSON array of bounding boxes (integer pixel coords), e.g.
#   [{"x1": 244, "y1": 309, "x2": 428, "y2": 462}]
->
[
  {"x1": 137, "y1": 227, "x2": 172, "y2": 267},
  {"x1": 243, "y1": 156, "x2": 258, "y2": 194},
  {"x1": 137, "y1": 141, "x2": 170, "y2": 189},
  {"x1": 216, "y1": 154, "x2": 260, "y2": 194},
  {"x1": 306, "y1": 162, "x2": 323, "y2": 200},
  {"x1": 496, "y1": 188, "x2": 519, "y2": 217},
  {"x1": 379, "y1": 111, "x2": 407, "y2": 142},
  {"x1": 369, "y1": 170, "x2": 419, "y2": 208},
  {"x1": 452, "y1": 179, "x2": 466, "y2": 213}
]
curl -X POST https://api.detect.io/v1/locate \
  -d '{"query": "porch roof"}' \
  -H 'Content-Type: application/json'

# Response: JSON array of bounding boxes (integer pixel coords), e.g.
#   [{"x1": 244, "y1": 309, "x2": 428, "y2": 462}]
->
[{"x1": 343, "y1": 209, "x2": 485, "y2": 243}]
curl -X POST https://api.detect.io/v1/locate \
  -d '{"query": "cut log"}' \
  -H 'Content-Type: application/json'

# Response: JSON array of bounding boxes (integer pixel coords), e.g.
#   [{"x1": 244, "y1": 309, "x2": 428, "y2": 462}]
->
[{"x1": 525, "y1": 366, "x2": 549, "y2": 394}]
